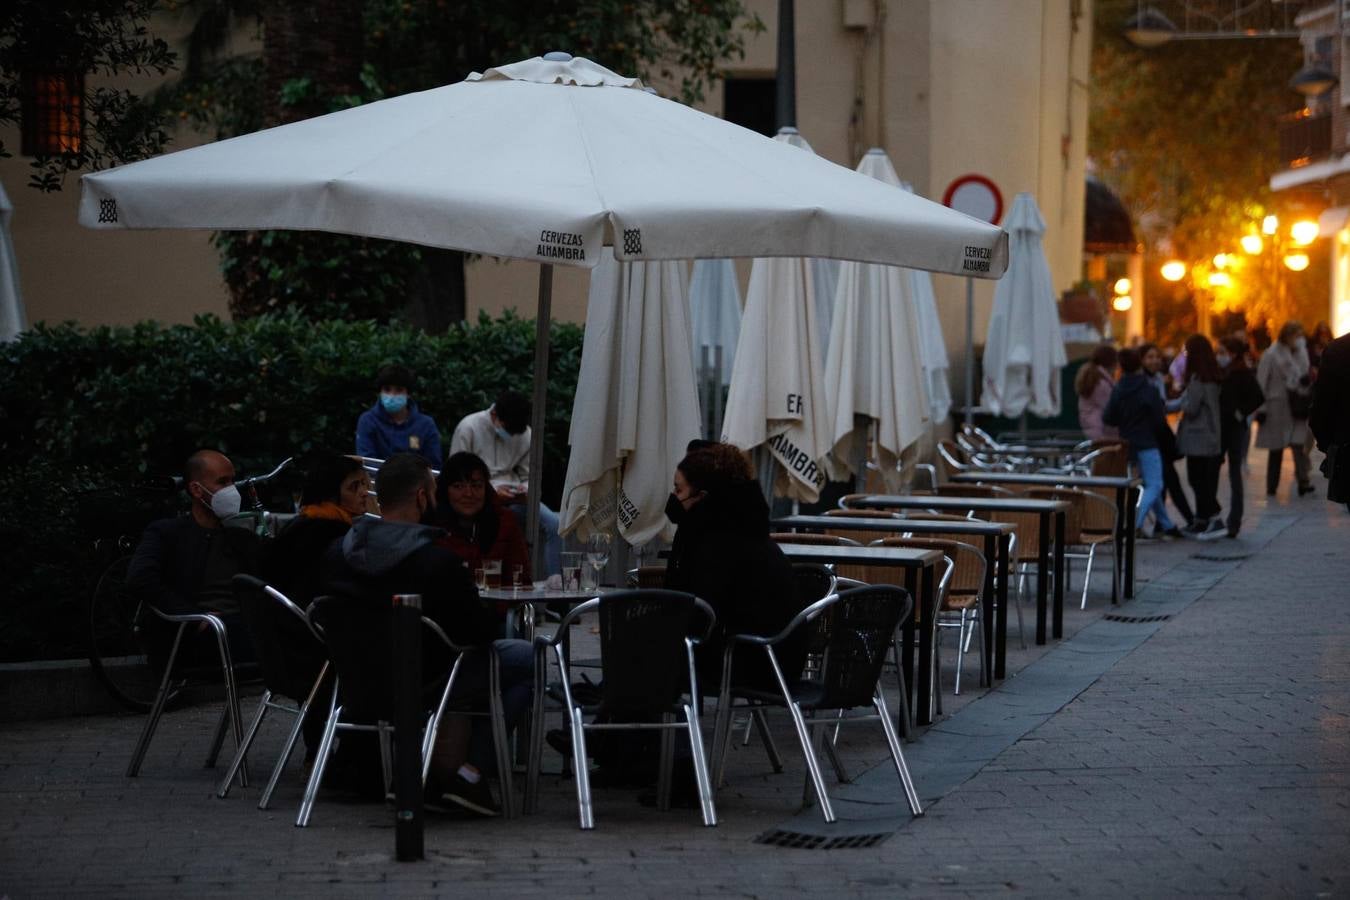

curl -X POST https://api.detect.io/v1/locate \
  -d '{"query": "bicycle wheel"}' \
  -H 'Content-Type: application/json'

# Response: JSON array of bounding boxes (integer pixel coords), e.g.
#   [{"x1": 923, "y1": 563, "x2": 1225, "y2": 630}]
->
[{"x1": 88, "y1": 554, "x2": 173, "y2": 712}]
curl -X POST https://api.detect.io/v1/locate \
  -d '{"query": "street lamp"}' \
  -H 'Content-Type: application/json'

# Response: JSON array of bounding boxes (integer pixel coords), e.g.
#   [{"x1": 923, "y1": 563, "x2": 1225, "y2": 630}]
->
[
  {"x1": 1240, "y1": 234, "x2": 1264, "y2": 255},
  {"x1": 1291, "y1": 219, "x2": 1319, "y2": 246},
  {"x1": 1290, "y1": 64, "x2": 1338, "y2": 97},
  {"x1": 1124, "y1": 5, "x2": 1178, "y2": 47},
  {"x1": 1161, "y1": 260, "x2": 1187, "y2": 281},
  {"x1": 1283, "y1": 252, "x2": 1310, "y2": 271}
]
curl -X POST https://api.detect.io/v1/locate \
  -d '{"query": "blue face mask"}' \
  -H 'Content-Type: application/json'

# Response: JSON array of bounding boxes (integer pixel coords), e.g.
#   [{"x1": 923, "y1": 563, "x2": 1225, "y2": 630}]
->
[
  {"x1": 380, "y1": 392, "x2": 408, "y2": 414},
  {"x1": 1216, "y1": 354, "x2": 1232, "y2": 368},
  {"x1": 493, "y1": 425, "x2": 512, "y2": 441}
]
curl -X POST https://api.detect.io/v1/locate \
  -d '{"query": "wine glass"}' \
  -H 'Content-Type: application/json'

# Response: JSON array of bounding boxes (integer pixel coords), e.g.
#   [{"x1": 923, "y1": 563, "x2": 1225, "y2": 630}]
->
[{"x1": 585, "y1": 533, "x2": 612, "y2": 589}]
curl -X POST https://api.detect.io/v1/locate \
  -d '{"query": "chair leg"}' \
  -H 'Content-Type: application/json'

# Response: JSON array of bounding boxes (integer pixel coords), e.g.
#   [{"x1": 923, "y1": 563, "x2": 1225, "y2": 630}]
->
[
  {"x1": 751, "y1": 708, "x2": 784, "y2": 773},
  {"x1": 261, "y1": 661, "x2": 329, "y2": 811},
  {"x1": 488, "y1": 646, "x2": 515, "y2": 819},
  {"x1": 953, "y1": 612, "x2": 968, "y2": 696},
  {"x1": 683, "y1": 702, "x2": 718, "y2": 827},
  {"x1": 787, "y1": 703, "x2": 835, "y2": 823},
  {"x1": 710, "y1": 689, "x2": 735, "y2": 790},
  {"x1": 570, "y1": 707, "x2": 594, "y2": 830},
  {"x1": 740, "y1": 713, "x2": 754, "y2": 747},
  {"x1": 210, "y1": 625, "x2": 248, "y2": 786},
  {"x1": 205, "y1": 705, "x2": 231, "y2": 769},
  {"x1": 295, "y1": 695, "x2": 342, "y2": 828},
  {"x1": 874, "y1": 689, "x2": 923, "y2": 817},
  {"x1": 820, "y1": 722, "x2": 851, "y2": 784},
  {"x1": 128, "y1": 623, "x2": 185, "y2": 778},
  {"x1": 1081, "y1": 545, "x2": 1096, "y2": 609},
  {"x1": 656, "y1": 712, "x2": 677, "y2": 812},
  {"x1": 376, "y1": 721, "x2": 393, "y2": 797},
  {"x1": 524, "y1": 645, "x2": 548, "y2": 815},
  {"x1": 890, "y1": 636, "x2": 915, "y2": 743},
  {"x1": 217, "y1": 691, "x2": 271, "y2": 798}
]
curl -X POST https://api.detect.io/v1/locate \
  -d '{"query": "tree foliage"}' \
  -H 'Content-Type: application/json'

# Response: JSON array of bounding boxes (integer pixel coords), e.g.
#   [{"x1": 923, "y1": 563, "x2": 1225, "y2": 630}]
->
[{"x1": 0, "y1": 0, "x2": 177, "y2": 191}]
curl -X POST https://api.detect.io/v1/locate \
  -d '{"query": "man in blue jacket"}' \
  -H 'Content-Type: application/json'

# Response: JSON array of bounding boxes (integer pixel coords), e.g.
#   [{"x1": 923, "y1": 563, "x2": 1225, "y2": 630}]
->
[
  {"x1": 355, "y1": 365, "x2": 443, "y2": 467},
  {"x1": 1103, "y1": 348, "x2": 1182, "y2": 539}
]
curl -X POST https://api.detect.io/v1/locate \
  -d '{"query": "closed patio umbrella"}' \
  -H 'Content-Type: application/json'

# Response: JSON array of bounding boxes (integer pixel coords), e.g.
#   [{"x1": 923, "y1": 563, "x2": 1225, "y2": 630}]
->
[
  {"x1": 900, "y1": 183, "x2": 953, "y2": 425},
  {"x1": 78, "y1": 54, "x2": 1007, "y2": 567},
  {"x1": 980, "y1": 192, "x2": 1066, "y2": 419},
  {"x1": 559, "y1": 250, "x2": 700, "y2": 546},
  {"x1": 688, "y1": 257, "x2": 741, "y2": 388},
  {"x1": 0, "y1": 181, "x2": 26, "y2": 341}
]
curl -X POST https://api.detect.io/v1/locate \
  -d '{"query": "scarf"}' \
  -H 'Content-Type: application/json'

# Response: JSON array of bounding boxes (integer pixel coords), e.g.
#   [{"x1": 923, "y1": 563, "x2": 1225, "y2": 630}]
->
[{"x1": 300, "y1": 501, "x2": 353, "y2": 525}]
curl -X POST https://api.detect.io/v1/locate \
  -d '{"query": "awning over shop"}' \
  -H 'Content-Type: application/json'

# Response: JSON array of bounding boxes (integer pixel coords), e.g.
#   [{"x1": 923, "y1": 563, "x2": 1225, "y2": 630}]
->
[{"x1": 1084, "y1": 177, "x2": 1137, "y2": 254}]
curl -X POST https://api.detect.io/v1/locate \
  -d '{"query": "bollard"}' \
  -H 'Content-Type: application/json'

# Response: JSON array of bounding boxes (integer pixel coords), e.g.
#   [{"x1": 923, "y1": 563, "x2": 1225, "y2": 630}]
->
[{"x1": 392, "y1": 593, "x2": 423, "y2": 862}]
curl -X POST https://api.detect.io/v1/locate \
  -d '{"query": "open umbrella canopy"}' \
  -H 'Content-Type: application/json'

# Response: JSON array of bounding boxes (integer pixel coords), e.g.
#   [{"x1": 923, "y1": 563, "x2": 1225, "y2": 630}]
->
[
  {"x1": 824, "y1": 149, "x2": 932, "y2": 490},
  {"x1": 79, "y1": 55, "x2": 1007, "y2": 278},
  {"x1": 560, "y1": 250, "x2": 700, "y2": 546},
  {"x1": 900, "y1": 183, "x2": 953, "y2": 424},
  {"x1": 980, "y1": 192, "x2": 1067, "y2": 418}
]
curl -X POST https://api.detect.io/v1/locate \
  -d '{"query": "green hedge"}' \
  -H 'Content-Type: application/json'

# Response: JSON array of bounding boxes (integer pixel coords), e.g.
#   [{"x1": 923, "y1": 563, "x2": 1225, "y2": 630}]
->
[{"x1": 0, "y1": 311, "x2": 583, "y2": 662}]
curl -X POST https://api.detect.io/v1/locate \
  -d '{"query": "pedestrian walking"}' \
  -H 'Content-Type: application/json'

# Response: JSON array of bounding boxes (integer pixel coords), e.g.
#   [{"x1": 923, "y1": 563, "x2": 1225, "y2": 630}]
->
[
  {"x1": 1175, "y1": 335, "x2": 1225, "y2": 539},
  {"x1": 1309, "y1": 331, "x2": 1350, "y2": 509},
  {"x1": 1074, "y1": 344, "x2": 1119, "y2": 441},
  {"x1": 1217, "y1": 336, "x2": 1264, "y2": 537},
  {"x1": 1103, "y1": 347, "x2": 1180, "y2": 539},
  {"x1": 1140, "y1": 342, "x2": 1196, "y2": 529},
  {"x1": 1255, "y1": 321, "x2": 1314, "y2": 497}
]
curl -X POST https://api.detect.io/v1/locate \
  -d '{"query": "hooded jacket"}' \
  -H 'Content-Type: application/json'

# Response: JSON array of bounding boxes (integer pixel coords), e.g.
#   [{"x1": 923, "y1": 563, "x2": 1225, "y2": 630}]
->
[
  {"x1": 355, "y1": 400, "x2": 443, "y2": 467},
  {"x1": 319, "y1": 516, "x2": 499, "y2": 719},
  {"x1": 664, "y1": 478, "x2": 806, "y2": 690},
  {"x1": 1102, "y1": 372, "x2": 1165, "y2": 457}
]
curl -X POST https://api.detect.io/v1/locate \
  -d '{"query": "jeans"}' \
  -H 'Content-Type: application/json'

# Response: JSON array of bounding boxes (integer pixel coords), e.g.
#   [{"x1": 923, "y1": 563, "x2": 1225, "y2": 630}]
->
[
  {"x1": 1224, "y1": 431, "x2": 1246, "y2": 534},
  {"x1": 508, "y1": 501, "x2": 562, "y2": 577},
  {"x1": 1135, "y1": 449, "x2": 1176, "y2": 532},
  {"x1": 1185, "y1": 454, "x2": 1223, "y2": 521},
  {"x1": 447, "y1": 638, "x2": 534, "y2": 773}
]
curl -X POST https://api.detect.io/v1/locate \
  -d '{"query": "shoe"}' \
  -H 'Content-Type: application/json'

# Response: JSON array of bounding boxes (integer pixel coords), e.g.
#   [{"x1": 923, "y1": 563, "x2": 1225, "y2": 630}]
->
[
  {"x1": 1298, "y1": 483, "x2": 1316, "y2": 496},
  {"x1": 1226, "y1": 525, "x2": 1239, "y2": 539},
  {"x1": 1179, "y1": 522, "x2": 1205, "y2": 538},
  {"x1": 439, "y1": 773, "x2": 500, "y2": 817},
  {"x1": 1160, "y1": 527, "x2": 1184, "y2": 540},
  {"x1": 1195, "y1": 520, "x2": 1226, "y2": 541}
]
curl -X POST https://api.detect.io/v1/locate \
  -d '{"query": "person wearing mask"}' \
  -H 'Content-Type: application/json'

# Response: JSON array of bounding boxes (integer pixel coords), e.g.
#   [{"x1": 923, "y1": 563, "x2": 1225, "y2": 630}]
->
[
  {"x1": 1310, "y1": 331, "x2": 1350, "y2": 508},
  {"x1": 1174, "y1": 335, "x2": 1225, "y2": 540},
  {"x1": 1074, "y1": 344, "x2": 1120, "y2": 442},
  {"x1": 1138, "y1": 343, "x2": 1195, "y2": 530},
  {"x1": 450, "y1": 389, "x2": 561, "y2": 576},
  {"x1": 1255, "y1": 321, "x2": 1314, "y2": 497},
  {"x1": 263, "y1": 453, "x2": 371, "y2": 607},
  {"x1": 432, "y1": 451, "x2": 531, "y2": 585},
  {"x1": 1217, "y1": 337, "x2": 1264, "y2": 538},
  {"x1": 1103, "y1": 348, "x2": 1182, "y2": 539},
  {"x1": 354, "y1": 364, "x2": 443, "y2": 467}
]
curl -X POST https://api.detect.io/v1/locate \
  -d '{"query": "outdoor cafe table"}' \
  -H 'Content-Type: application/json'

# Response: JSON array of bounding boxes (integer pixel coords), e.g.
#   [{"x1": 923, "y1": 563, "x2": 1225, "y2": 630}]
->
[
  {"x1": 950, "y1": 471, "x2": 1142, "y2": 602},
  {"x1": 844, "y1": 495, "x2": 1071, "y2": 647},
  {"x1": 772, "y1": 514, "x2": 1016, "y2": 681},
  {"x1": 774, "y1": 542, "x2": 944, "y2": 730}
]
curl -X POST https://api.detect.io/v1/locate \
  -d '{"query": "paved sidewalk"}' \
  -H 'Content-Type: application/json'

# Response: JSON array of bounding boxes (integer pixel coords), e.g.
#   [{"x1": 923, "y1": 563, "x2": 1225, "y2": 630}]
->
[{"x1": 2, "y1": 467, "x2": 1347, "y2": 897}]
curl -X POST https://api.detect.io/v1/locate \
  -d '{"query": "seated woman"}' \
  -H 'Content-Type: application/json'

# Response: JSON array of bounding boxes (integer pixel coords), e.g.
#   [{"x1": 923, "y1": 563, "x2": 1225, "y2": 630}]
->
[
  {"x1": 433, "y1": 451, "x2": 531, "y2": 585},
  {"x1": 663, "y1": 442, "x2": 806, "y2": 691},
  {"x1": 264, "y1": 453, "x2": 371, "y2": 606}
]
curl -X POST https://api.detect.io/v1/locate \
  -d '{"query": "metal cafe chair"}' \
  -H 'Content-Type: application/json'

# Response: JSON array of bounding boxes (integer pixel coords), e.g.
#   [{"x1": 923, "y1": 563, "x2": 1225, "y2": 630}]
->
[
  {"x1": 216, "y1": 575, "x2": 332, "y2": 808},
  {"x1": 710, "y1": 584, "x2": 924, "y2": 824},
  {"x1": 298, "y1": 596, "x2": 515, "y2": 826},
  {"x1": 525, "y1": 590, "x2": 718, "y2": 829}
]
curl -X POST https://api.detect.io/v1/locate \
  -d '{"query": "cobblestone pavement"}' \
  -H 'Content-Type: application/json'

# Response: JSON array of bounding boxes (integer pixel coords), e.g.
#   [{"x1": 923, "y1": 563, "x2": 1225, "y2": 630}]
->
[{"x1": 2, "y1": 463, "x2": 1347, "y2": 897}]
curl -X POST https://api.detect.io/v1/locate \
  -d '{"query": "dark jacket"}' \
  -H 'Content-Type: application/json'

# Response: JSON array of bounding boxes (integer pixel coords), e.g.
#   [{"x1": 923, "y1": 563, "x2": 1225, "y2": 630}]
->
[
  {"x1": 318, "y1": 517, "x2": 500, "y2": 719},
  {"x1": 127, "y1": 515, "x2": 260, "y2": 616},
  {"x1": 1102, "y1": 372, "x2": 1166, "y2": 457},
  {"x1": 354, "y1": 400, "x2": 443, "y2": 467},
  {"x1": 1219, "y1": 367, "x2": 1264, "y2": 446},
  {"x1": 664, "y1": 479, "x2": 806, "y2": 690},
  {"x1": 262, "y1": 515, "x2": 351, "y2": 608},
  {"x1": 1310, "y1": 333, "x2": 1350, "y2": 450}
]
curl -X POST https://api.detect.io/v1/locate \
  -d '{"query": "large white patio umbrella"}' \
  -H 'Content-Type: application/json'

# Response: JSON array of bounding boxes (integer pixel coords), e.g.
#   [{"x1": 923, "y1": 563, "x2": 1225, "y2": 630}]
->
[
  {"x1": 980, "y1": 192, "x2": 1066, "y2": 419},
  {"x1": 823, "y1": 149, "x2": 931, "y2": 492},
  {"x1": 900, "y1": 183, "x2": 953, "y2": 425},
  {"x1": 688, "y1": 258, "x2": 741, "y2": 388},
  {"x1": 559, "y1": 250, "x2": 700, "y2": 546},
  {"x1": 0, "y1": 181, "x2": 26, "y2": 342},
  {"x1": 78, "y1": 54, "x2": 1006, "y2": 564}
]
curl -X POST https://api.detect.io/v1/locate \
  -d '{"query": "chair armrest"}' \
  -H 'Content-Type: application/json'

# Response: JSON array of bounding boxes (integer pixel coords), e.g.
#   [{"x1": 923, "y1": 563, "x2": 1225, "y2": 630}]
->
[
  {"x1": 729, "y1": 592, "x2": 840, "y2": 647},
  {"x1": 149, "y1": 606, "x2": 228, "y2": 637},
  {"x1": 531, "y1": 597, "x2": 601, "y2": 649}
]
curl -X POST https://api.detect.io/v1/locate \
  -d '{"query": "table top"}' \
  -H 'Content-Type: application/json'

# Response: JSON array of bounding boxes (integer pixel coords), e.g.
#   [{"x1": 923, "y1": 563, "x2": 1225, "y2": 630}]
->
[
  {"x1": 847, "y1": 494, "x2": 1071, "y2": 514},
  {"x1": 777, "y1": 542, "x2": 944, "y2": 568},
  {"x1": 479, "y1": 587, "x2": 611, "y2": 603},
  {"x1": 772, "y1": 514, "x2": 1014, "y2": 536},
  {"x1": 951, "y1": 472, "x2": 1139, "y2": 489}
]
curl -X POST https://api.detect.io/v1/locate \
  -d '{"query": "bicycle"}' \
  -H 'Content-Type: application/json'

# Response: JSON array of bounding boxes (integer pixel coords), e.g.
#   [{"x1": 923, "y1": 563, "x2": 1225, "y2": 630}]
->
[{"x1": 87, "y1": 458, "x2": 295, "y2": 712}]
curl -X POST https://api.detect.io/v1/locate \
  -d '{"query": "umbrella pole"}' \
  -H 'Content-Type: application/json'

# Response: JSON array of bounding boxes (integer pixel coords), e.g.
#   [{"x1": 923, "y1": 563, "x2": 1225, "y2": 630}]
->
[
  {"x1": 527, "y1": 264, "x2": 554, "y2": 580},
  {"x1": 964, "y1": 276, "x2": 975, "y2": 427}
]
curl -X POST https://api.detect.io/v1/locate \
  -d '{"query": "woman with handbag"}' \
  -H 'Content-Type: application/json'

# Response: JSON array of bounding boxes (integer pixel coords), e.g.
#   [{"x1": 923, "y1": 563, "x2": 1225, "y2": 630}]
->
[
  {"x1": 1255, "y1": 321, "x2": 1314, "y2": 497},
  {"x1": 1175, "y1": 335, "x2": 1226, "y2": 539}
]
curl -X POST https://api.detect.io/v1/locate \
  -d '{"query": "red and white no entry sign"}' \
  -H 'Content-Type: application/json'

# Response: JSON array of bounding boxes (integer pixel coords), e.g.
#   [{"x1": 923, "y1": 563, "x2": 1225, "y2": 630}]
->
[{"x1": 942, "y1": 174, "x2": 1003, "y2": 225}]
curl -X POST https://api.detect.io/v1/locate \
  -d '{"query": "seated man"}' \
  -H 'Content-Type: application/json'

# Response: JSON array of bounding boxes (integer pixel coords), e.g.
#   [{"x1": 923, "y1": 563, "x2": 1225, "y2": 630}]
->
[
  {"x1": 354, "y1": 364, "x2": 442, "y2": 467},
  {"x1": 320, "y1": 452, "x2": 531, "y2": 816},
  {"x1": 450, "y1": 389, "x2": 561, "y2": 576},
  {"x1": 127, "y1": 449, "x2": 260, "y2": 662}
]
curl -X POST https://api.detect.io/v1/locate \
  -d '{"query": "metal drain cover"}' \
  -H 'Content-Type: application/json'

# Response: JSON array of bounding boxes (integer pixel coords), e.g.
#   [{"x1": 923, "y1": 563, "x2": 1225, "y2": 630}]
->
[
  {"x1": 1104, "y1": 613, "x2": 1172, "y2": 624},
  {"x1": 755, "y1": 828, "x2": 893, "y2": 850}
]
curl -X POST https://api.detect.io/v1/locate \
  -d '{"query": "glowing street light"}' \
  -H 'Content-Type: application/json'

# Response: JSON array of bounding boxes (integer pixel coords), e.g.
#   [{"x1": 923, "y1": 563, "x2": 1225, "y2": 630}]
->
[
  {"x1": 1212, "y1": 253, "x2": 1231, "y2": 269},
  {"x1": 1113, "y1": 277, "x2": 1132, "y2": 295},
  {"x1": 1112, "y1": 294, "x2": 1133, "y2": 312},
  {"x1": 1283, "y1": 252, "x2": 1310, "y2": 271},
  {"x1": 1262, "y1": 215, "x2": 1279, "y2": 235},
  {"x1": 1207, "y1": 272, "x2": 1232, "y2": 288},
  {"x1": 1240, "y1": 234, "x2": 1264, "y2": 255},
  {"x1": 1290, "y1": 220, "x2": 1319, "y2": 246},
  {"x1": 1160, "y1": 260, "x2": 1187, "y2": 282}
]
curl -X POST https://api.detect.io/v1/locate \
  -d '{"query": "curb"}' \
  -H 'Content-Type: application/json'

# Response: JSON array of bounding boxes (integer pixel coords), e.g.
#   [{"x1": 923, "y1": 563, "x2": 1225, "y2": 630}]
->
[{"x1": 0, "y1": 658, "x2": 133, "y2": 721}]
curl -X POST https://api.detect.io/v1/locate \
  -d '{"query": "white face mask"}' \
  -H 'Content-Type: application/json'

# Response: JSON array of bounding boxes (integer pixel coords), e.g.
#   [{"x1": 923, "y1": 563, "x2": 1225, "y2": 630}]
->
[
  {"x1": 199, "y1": 483, "x2": 242, "y2": 519},
  {"x1": 1294, "y1": 336, "x2": 1307, "y2": 351}
]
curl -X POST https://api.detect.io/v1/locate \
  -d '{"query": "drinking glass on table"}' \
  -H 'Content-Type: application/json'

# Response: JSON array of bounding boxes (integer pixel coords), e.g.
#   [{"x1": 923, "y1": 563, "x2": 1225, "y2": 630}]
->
[
  {"x1": 474, "y1": 567, "x2": 487, "y2": 591},
  {"x1": 484, "y1": 558, "x2": 502, "y2": 588},
  {"x1": 561, "y1": 552, "x2": 584, "y2": 592},
  {"x1": 511, "y1": 563, "x2": 524, "y2": 590},
  {"x1": 585, "y1": 533, "x2": 611, "y2": 591}
]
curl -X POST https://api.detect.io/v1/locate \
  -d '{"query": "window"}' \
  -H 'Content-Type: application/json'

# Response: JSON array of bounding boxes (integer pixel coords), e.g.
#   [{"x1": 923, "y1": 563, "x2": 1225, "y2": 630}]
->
[
  {"x1": 20, "y1": 71, "x2": 83, "y2": 157},
  {"x1": 722, "y1": 77, "x2": 776, "y2": 137}
]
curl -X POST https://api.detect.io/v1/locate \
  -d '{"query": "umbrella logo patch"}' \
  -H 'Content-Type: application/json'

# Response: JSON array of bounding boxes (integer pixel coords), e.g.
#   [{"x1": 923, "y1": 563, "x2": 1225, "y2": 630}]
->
[
  {"x1": 622, "y1": 228, "x2": 642, "y2": 255},
  {"x1": 537, "y1": 229, "x2": 586, "y2": 261},
  {"x1": 98, "y1": 199, "x2": 119, "y2": 224},
  {"x1": 962, "y1": 245, "x2": 991, "y2": 273}
]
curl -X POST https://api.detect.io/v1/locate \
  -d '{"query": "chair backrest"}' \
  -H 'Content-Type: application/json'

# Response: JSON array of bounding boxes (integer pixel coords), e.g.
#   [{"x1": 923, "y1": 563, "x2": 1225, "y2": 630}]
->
[
  {"x1": 1087, "y1": 444, "x2": 1128, "y2": 477},
  {"x1": 234, "y1": 574, "x2": 324, "y2": 700},
  {"x1": 898, "y1": 511, "x2": 983, "y2": 524},
  {"x1": 877, "y1": 536, "x2": 985, "y2": 606},
  {"x1": 813, "y1": 585, "x2": 911, "y2": 709},
  {"x1": 307, "y1": 594, "x2": 399, "y2": 721},
  {"x1": 1023, "y1": 488, "x2": 1084, "y2": 544},
  {"x1": 937, "y1": 440, "x2": 969, "y2": 476},
  {"x1": 625, "y1": 565, "x2": 668, "y2": 589},
  {"x1": 596, "y1": 590, "x2": 712, "y2": 715}
]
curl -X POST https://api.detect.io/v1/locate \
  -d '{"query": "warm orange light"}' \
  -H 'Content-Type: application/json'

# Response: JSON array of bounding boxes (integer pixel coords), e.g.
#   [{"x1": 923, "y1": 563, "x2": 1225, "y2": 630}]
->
[
  {"x1": 1240, "y1": 234, "x2": 1264, "y2": 255},
  {"x1": 1113, "y1": 277, "x2": 1132, "y2": 295},
  {"x1": 1112, "y1": 295, "x2": 1133, "y2": 312},
  {"x1": 1291, "y1": 220, "x2": 1320, "y2": 246},
  {"x1": 1208, "y1": 272, "x2": 1232, "y2": 288},
  {"x1": 1160, "y1": 260, "x2": 1187, "y2": 282},
  {"x1": 1283, "y1": 252, "x2": 1310, "y2": 271},
  {"x1": 1212, "y1": 253, "x2": 1231, "y2": 269},
  {"x1": 1262, "y1": 215, "x2": 1279, "y2": 235}
]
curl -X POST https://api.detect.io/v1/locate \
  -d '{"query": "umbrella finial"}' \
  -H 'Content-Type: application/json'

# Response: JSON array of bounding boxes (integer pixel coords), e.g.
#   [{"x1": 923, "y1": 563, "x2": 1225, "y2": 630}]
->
[{"x1": 543, "y1": 51, "x2": 573, "y2": 62}]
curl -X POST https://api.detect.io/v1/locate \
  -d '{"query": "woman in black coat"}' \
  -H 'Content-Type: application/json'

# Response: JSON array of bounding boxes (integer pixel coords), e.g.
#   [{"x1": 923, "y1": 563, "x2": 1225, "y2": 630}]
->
[
  {"x1": 663, "y1": 443, "x2": 807, "y2": 691},
  {"x1": 1218, "y1": 337, "x2": 1264, "y2": 538}
]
